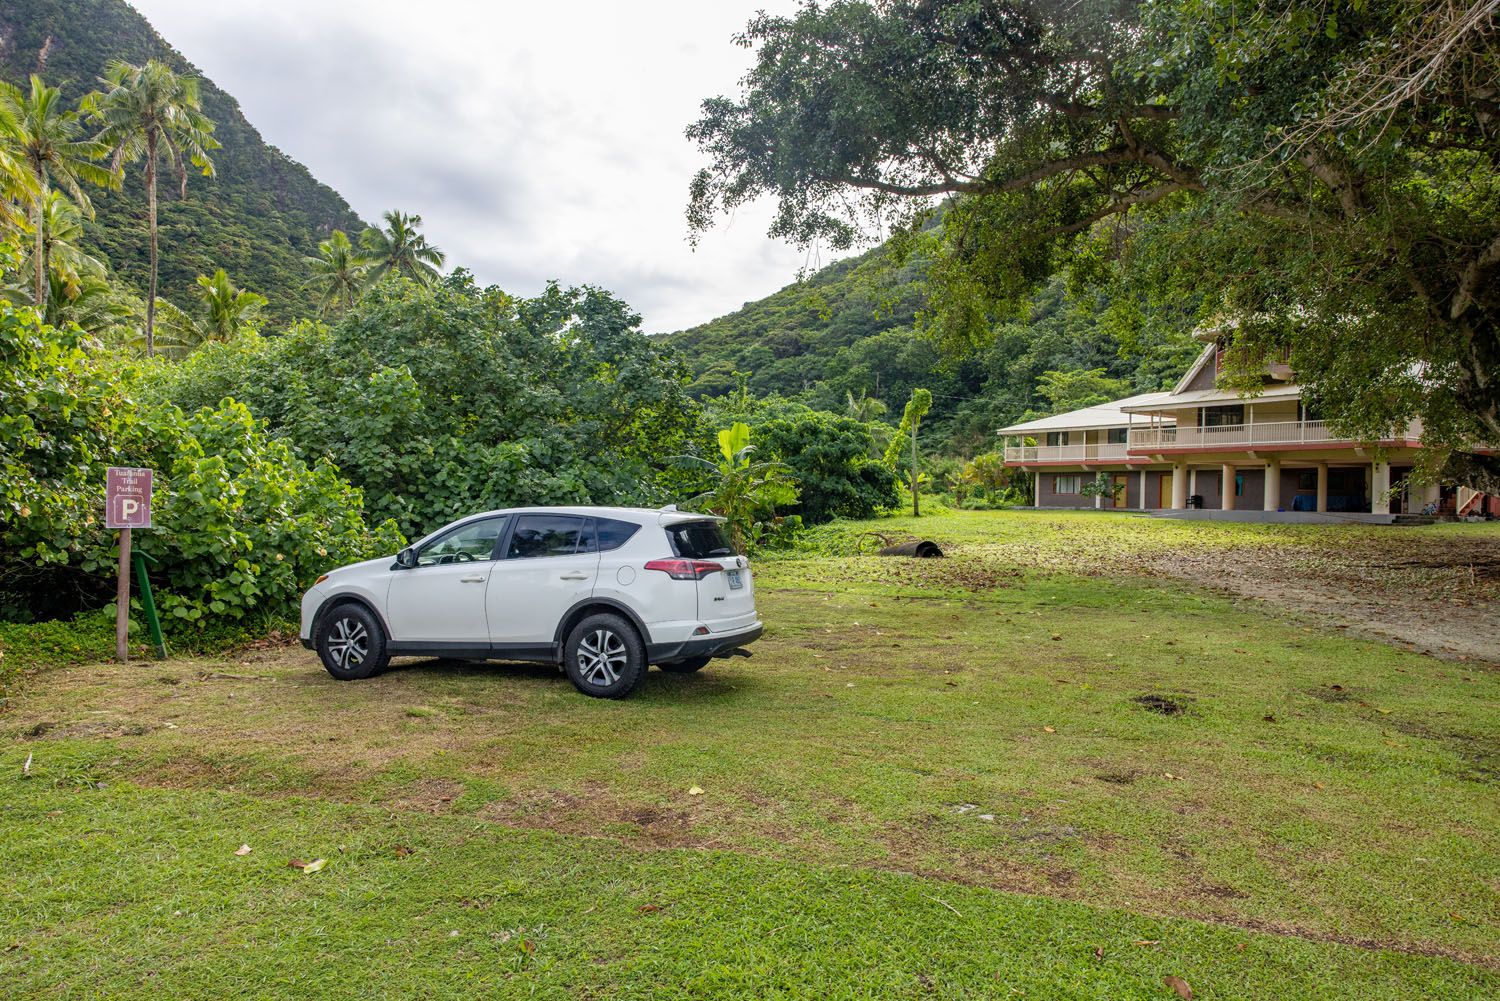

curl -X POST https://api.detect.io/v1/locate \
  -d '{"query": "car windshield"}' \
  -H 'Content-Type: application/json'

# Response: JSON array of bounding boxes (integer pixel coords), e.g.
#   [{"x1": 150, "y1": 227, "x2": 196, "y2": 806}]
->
[{"x1": 667, "y1": 520, "x2": 734, "y2": 558}]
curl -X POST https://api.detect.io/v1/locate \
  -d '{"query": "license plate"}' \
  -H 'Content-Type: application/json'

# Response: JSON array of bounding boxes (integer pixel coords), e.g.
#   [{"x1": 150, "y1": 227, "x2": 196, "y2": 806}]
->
[{"x1": 726, "y1": 569, "x2": 743, "y2": 589}]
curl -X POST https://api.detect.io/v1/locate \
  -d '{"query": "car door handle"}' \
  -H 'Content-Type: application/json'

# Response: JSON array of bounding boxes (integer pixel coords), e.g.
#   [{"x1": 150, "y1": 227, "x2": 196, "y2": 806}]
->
[
  {"x1": 460, "y1": 574, "x2": 486, "y2": 583},
  {"x1": 559, "y1": 571, "x2": 590, "y2": 580}
]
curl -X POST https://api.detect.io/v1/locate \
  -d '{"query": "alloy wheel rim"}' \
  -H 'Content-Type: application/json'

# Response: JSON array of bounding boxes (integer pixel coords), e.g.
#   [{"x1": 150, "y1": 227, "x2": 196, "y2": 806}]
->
[
  {"x1": 578, "y1": 629, "x2": 627, "y2": 686},
  {"x1": 328, "y1": 617, "x2": 368, "y2": 669}
]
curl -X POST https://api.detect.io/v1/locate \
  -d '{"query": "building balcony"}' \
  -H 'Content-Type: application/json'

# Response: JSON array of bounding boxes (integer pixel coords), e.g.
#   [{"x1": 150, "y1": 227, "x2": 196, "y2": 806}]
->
[
  {"x1": 1003, "y1": 443, "x2": 1132, "y2": 463},
  {"x1": 1127, "y1": 420, "x2": 1349, "y2": 451}
]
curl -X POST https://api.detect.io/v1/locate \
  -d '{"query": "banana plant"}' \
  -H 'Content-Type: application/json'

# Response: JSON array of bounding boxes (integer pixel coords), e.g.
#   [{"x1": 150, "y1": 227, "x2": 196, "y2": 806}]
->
[{"x1": 670, "y1": 422, "x2": 799, "y2": 553}]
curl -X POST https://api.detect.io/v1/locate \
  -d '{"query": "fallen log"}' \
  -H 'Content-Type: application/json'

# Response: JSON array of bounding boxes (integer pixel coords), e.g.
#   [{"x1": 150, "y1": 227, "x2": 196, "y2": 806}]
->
[{"x1": 877, "y1": 539, "x2": 944, "y2": 558}]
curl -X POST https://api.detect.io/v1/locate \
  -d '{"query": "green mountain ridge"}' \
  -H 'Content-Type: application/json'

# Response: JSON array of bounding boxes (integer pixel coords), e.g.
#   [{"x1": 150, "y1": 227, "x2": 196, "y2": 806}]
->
[
  {"x1": 0, "y1": 0, "x2": 364, "y2": 320},
  {"x1": 662, "y1": 245, "x2": 1200, "y2": 455}
]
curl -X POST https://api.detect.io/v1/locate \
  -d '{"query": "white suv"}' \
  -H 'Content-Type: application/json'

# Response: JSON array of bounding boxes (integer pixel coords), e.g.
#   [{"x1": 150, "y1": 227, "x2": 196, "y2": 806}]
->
[{"x1": 299, "y1": 506, "x2": 761, "y2": 698}]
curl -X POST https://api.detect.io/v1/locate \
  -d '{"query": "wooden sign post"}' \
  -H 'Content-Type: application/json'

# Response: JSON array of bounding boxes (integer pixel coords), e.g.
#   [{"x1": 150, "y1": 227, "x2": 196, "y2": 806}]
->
[{"x1": 106, "y1": 467, "x2": 153, "y2": 662}]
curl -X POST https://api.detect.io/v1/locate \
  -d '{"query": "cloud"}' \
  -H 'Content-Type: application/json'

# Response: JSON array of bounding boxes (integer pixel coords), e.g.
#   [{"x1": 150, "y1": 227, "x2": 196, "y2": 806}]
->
[{"x1": 130, "y1": 0, "x2": 839, "y2": 332}]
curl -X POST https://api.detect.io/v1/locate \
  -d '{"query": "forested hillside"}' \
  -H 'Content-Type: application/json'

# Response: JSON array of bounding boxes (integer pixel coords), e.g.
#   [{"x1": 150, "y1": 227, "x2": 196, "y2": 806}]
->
[
  {"x1": 0, "y1": 0, "x2": 363, "y2": 319},
  {"x1": 664, "y1": 248, "x2": 1201, "y2": 455}
]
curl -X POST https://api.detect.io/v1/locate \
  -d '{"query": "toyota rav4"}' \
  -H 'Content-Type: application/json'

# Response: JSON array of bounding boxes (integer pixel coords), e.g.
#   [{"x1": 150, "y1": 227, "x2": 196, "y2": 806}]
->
[{"x1": 299, "y1": 506, "x2": 761, "y2": 698}]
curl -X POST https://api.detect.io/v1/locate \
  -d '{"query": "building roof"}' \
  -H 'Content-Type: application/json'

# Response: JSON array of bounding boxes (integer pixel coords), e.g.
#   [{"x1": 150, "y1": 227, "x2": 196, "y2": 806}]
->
[
  {"x1": 996, "y1": 392, "x2": 1178, "y2": 435},
  {"x1": 1119, "y1": 384, "x2": 1304, "y2": 414},
  {"x1": 1172, "y1": 344, "x2": 1217, "y2": 394}
]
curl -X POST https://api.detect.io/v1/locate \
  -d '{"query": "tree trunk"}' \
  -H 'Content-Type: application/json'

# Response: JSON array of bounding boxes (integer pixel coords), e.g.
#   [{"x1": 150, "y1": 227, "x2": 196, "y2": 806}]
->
[
  {"x1": 145, "y1": 139, "x2": 158, "y2": 358},
  {"x1": 910, "y1": 419, "x2": 919, "y2": 517},
  {"x1": 31, "y1": 180, "x2": 46, "y2": 310}
]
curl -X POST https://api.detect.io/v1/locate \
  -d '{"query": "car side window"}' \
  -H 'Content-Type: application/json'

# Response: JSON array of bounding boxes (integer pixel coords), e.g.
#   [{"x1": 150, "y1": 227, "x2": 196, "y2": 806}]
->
[
  {"x1": 505, "y1": 514, "x2": 587, "y2": 559},
  {"x1": 417, "y1": 515, "x2": 509, "y2": 566}
]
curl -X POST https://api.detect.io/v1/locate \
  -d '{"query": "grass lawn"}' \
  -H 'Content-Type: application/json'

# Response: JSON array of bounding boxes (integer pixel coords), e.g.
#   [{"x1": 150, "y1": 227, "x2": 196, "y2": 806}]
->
[{"x1": 2, "y1": 510, "x2": 1497, "y2": 997}]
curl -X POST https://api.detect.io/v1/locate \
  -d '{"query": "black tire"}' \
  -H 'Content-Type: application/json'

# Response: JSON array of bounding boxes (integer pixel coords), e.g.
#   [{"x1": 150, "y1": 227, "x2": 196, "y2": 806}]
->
[
  {"x1": 563, "y1": 612, "x2": 646, "y2": 699},
  {"x1": 316, "y1": 602, "x2": 389, "y2": 680},
  {"x1": 658, "y1": 656, "x2": 713, "y2": 674}
]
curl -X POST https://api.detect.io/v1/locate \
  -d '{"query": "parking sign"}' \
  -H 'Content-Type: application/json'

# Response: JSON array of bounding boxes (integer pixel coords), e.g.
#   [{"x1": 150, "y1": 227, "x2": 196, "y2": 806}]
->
[{"x1": 106, "y1": 467, "x2": 153, "y2": 529}]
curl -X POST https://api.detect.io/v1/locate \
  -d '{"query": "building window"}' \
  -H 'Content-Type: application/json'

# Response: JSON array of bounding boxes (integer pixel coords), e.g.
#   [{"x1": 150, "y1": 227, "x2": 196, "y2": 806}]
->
[
  {"x1": 1106, "y1": 427, "x2": 1128, "y2": 444},
  {"x1": 1046, "y1": 431, "x2": 1066, "y2": 447},
  {"x1": 1202, "y1": 405, "x2": 1245, "y2": 427},
  {"x1": 1054, "y1": 474, "x2": 1081, "y2": 494}
]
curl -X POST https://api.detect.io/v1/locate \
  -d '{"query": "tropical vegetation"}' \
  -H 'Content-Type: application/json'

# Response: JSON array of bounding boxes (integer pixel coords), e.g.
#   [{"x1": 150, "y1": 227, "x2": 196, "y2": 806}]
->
[
  {"x1": 85, "y1": 57, "x2": 218, "y2": 355},
  {"x1": 687, "y1": 0, "x2": 1500, "y2": 487}
]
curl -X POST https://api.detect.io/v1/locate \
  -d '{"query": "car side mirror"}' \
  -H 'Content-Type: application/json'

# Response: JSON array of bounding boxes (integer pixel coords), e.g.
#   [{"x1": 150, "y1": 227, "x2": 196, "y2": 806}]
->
[{"x1": 395, "y1": 547, "x2": 418, "y2": 569}]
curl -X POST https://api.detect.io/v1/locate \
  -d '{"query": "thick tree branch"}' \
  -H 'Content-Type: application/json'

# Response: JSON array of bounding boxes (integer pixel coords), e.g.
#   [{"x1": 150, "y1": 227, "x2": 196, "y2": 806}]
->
[
  {"x1": 1047, "y1": 182, "x2": 1189, "y2": 237},
  {"x1": 1451, "y1": 228, "x2": 1500, "y2": 319}
]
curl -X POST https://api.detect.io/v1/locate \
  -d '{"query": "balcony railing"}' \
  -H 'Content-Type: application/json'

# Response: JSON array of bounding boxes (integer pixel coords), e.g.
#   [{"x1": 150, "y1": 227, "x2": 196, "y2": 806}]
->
[
  {"x1": 1127, "y1": 420, "x2": 1341, "y2": 450},
  {"x1": 1003, "y1": 443, "x2": 1132, "y2": 463}
]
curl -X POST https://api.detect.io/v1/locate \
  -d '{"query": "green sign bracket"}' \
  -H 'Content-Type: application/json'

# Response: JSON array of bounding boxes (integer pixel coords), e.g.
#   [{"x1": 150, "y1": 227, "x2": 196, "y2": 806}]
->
[{"x1": 131, "y1": 551, "x2": 169, "y2": 660}]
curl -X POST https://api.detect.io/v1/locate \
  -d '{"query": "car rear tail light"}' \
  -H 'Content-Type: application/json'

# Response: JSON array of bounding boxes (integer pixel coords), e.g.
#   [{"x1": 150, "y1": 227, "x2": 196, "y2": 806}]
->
[{"x1": 643, "y1": 559, "x2": 722, "y2": 581}]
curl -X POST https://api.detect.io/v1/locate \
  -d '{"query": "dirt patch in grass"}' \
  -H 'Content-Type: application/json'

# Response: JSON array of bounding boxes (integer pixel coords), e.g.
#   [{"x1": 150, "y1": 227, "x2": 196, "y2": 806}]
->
[
  {"x1": 392, "y1": 777, "x2": 466, "y2": 814},
  {"x1": 1133, "y1": 694, "x2": 1193, "y2": 716},
  {"x1": 23, "y1": 718, "x2": 158, "y2": 739}
]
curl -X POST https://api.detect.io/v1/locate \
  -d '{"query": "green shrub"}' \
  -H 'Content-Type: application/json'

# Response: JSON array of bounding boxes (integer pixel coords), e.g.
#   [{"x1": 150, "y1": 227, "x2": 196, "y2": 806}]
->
[
  {"x1": 0, "y1": 303, "x2": 403, "y2": 626},
  {"x1": 145, "y1": 274, "x2": 703, "y2": 539},
  {"x1": 755, "y1": 411, "x2": 899, "y2": 523}
]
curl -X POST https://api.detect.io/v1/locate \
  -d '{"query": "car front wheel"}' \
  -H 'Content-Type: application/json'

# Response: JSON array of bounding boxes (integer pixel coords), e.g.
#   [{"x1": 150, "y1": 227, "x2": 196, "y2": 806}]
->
[
  {"x1": 563, "y1": 613, "x2": 646, "y2": 699},
  {"x1": 316, "y1": 603, "x2": 389, "y2": 680}
]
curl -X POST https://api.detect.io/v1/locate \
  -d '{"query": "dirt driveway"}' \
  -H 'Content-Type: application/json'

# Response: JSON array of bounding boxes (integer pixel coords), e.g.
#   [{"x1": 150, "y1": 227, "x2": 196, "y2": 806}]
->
[
  {"x1": 852, "y1": 512, "x2": 1500, "y2": 665},
  {"x1": 1147, "y1": 536, "x2": 1500, "y2": 663}
]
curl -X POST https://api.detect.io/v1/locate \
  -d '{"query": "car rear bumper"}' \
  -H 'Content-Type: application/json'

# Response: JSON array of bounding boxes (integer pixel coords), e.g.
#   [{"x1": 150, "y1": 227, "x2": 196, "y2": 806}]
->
[{"x1": 648, "y1": 622, "x2": 763, "y2": 664}]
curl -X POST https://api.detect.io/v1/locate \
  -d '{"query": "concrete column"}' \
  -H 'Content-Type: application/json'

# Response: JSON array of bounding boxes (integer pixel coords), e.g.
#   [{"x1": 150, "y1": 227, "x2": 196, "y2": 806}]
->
[
  {"x1": 1264, "y1": 458, "x2": 1281, "y2": 512},
  {"x1": 1371, "y1": 461, "x2": 1391, "y2": 514},
  {"x1": 1189, "y1": 467, "x2": 1198, "y2": 499},
  {"x1": 1171, "y1": 462, "x2": 1188, "y2": 509},
  {"x1": 1033, "y1": 469, "x2": 1040, "y2": 509},
  {"x1": 1316, "y1": 462, "x2": 1329, "y2": 513},
  {"x1": 1139, "y1": 469, "x2": 1148, "y2": 511},
  {"x1": 1221, "y1": 464, "x2": 1237, "y2": 511},
  {"x1": 1417, "y1": 479, "x2": 1441, "y2": 513}
]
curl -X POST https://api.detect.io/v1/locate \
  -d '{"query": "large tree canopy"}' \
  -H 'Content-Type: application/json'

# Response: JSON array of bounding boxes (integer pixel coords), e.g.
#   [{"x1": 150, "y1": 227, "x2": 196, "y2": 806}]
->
[{"x1": 688, "y1": 0, "x2": 1500, "y2": 482}]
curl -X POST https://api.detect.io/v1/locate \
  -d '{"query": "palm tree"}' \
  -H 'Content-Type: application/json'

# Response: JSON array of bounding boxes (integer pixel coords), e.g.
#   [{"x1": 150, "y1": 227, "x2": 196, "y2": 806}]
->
[
  {"x1": 358, "y1": 210, "x2": 445, "y2": 285},
  {"x1": 194, "y1": 267, "x2": 265, "y2": 341},
  {"x1": 150, "y1": 269, "x2": 265, "y2": 359},
  {"x1": 85, "y1": 59, "x2": 218, "y2": 357},
  {"x1": 21, "y1": 190, "x2": 107, "y2": 289},
  {"x1": 0, "y1": 141, "x2": 37, "y2": 238},
  {"x1": 38, "y1": 268, "x2": 136, "y2": 340},
  {"x1": 304, "y1": 229, "x2": 367, "y2": 316},
  {"x1": 845, "y1": 388, "x2": 888, "y2": 423},
  {"x1": 0, "y1": 75, "x2": 116, "y2": 311}
]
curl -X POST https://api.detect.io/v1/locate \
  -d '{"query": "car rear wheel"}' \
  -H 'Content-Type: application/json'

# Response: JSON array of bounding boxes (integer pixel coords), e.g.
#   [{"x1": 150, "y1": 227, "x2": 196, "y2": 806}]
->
[
  {"x1": 658, "y1": 656, "x2": 712, "y2": 674},
  {"x1": 316, "y1": 603, "x2": 389, "y2": 680},
  {"x1": 563, "y1": 613, "x2": 646, "y2": 699}
]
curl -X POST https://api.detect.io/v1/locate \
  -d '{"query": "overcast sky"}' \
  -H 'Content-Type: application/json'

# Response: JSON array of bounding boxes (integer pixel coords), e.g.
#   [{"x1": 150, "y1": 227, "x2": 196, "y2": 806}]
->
[{"x1": 129, "y1": 0, "x2": 838, "y2": 333}]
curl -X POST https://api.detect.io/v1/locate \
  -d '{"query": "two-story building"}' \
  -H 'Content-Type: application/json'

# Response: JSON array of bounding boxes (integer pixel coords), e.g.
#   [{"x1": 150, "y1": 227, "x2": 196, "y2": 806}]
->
[{"x1": 999, "y1": 341, "x2": 1495, "y2": 520}]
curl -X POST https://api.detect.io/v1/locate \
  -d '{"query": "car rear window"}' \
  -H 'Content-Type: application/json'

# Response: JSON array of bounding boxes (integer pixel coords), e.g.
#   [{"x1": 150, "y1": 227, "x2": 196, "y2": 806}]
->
[{"x1": 666, "y1": 520, "x2": 734, "y2": 559}]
